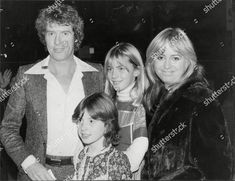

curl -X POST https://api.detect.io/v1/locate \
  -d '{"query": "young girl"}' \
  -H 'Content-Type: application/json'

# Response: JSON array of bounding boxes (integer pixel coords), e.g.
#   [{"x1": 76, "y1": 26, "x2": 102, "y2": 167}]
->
[
  {"x1": 71, "y1": 92, "x2": 132, "y2": 180},
  {"x1": 104, "y1": 42, "x2": 148, "y2": 179}
]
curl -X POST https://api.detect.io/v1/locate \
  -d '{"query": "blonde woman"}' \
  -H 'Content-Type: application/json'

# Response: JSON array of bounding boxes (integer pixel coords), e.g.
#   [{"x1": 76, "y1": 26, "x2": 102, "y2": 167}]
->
[{"x1": 142, "y1": 28, "x2": 232, "y2": 180}]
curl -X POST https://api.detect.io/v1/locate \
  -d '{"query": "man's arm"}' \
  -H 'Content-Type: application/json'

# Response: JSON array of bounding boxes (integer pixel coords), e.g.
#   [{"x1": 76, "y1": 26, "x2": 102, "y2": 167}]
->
[
  {"x1": 0, "y1": 66, "x2": 56, "y2": 180},
  {"x1": 0, "y1": 66, "x2": 30, "y2": 166}
]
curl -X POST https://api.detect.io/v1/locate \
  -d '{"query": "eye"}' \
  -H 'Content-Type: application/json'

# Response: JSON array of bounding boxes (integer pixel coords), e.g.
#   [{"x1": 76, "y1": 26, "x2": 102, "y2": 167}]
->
[
  {"x1": 107, "y1": 67, "x2": 112, "y2": 72},
  {"x1": 118, "y1": 66, "x2": 126, "y2": 71},
  {"x1": 156, "y1": 56, "x2": 164, "y2": 61},
  {"x1": 47, "y1": 32, "x2": 54, "y2": 36},
  {"x1": 172, "y1": 56, "x2": 181, "y2": 61},
  {"x1": 63, "y1": 31, "x2": 70, "y2": 36},
  {"x1": 89, "y1": 119, "x2": 94, "y2": 124}
]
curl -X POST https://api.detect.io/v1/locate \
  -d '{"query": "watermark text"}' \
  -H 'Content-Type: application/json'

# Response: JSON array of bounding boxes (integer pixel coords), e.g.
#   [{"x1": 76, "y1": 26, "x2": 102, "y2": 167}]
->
[
  {"x1": 151, "y1": 122, "x2": 187, "y2": 153},
  {"x1": 203, "y1": 0, "x2": 223, "y2": 14},
  {"x1": 47, "y1": 0, "x2": 65, "y2": 13},
  {"x1": 151, "y1": 32, "x2": 183, "y2": 60},
  {"x1": 204, "y1": 75, "x2": 235, "y2": 106},
  {"x1": 0, "y1": 76, "x2": 29, "y2": 102}
]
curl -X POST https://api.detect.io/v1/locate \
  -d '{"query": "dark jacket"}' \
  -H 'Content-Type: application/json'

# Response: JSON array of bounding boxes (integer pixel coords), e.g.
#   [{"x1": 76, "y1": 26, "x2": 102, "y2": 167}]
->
[{"x1": 142, "y1": 75, "x2": 232, "y2": 180}]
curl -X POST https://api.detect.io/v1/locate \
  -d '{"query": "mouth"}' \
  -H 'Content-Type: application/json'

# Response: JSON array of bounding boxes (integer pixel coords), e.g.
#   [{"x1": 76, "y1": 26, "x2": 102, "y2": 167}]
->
[
  {"x1": 53, "y1": 48, "x2": 65, "y2": 53},
  {"x1": 111, "y1": 80, "x2": 121, "y2": 86},
  {"x1": 81, "y1": 133, "x2": 91, "y2": 139},
  {"x1": 162, "y1": 71, "x2": 173, "y2": 76}
]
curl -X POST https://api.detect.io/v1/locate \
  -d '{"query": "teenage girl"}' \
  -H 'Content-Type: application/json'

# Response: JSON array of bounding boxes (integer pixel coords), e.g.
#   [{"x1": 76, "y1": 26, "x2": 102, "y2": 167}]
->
[{"x1": 104, "y1": 42, "x2": 148, "y2": 179}]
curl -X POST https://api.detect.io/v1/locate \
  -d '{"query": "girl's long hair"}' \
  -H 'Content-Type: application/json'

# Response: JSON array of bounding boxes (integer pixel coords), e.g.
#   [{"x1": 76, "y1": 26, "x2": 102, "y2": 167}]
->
[{"x1": 104, "y1": 42, "x2": 146, "y2": 106}]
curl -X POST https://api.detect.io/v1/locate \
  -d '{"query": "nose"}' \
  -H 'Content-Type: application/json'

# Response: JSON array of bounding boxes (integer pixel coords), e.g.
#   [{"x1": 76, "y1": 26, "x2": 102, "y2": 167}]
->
[
  {"x1": 54, "y1": 33, "x2": 62, "y2": 45},
  {"x1": 111, "y1": 68, "x2": 118, "y2": 79},
  {"x1": 163, "y1": 58, "x2": 171, "y2": 69},
  {"x1": 80, "y1": 120, "x2": 88, "y2": 132}
]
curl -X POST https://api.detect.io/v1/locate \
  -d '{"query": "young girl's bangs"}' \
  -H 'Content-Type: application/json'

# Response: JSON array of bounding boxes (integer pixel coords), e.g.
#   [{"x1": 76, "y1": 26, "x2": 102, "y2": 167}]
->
[
  {"x1": 73, "y1": 100, "x2": 105, "y2": 123},
  {"x1": 107, "y1": 55, "x2": 135, "y2": 71},
  {"x1": 84, "y1": 103, "x2": 104, "y2": 121}
]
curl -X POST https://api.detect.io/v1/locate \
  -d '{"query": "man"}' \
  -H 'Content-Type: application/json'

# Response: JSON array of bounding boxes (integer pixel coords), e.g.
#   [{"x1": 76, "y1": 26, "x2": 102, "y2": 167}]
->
[{"x1": 0, "y1": 4, "x2": 104, "y2": 181}]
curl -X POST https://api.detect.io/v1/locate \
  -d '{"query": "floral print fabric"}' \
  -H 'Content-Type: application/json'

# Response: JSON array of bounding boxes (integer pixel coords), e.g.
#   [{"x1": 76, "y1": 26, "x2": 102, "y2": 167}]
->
[{"x1": 72, "y1": 146, "x2": 132, "y2": 180}]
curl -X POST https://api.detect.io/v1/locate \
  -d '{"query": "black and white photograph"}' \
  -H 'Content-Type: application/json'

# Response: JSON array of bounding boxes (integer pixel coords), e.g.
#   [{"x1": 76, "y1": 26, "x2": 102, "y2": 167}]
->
[{"x1": 0, "y1": 0, "x2": 234, "y2": 180}]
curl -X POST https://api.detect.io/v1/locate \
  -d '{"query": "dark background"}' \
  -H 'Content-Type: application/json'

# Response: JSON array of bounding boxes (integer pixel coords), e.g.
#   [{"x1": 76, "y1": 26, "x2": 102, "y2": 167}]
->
[
  {"x1": 0, "y1": 0, "x2": 234, "y2": 180},
  {"x1": 0, "y1": 0, "x2": 234, "y2": 89}
]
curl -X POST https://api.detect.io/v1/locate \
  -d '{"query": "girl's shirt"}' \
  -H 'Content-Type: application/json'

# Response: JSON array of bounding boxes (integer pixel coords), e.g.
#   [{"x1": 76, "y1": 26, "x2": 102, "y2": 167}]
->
[
  {"x1": 115, "y1": 100, "x2": 148, "y2": 175},
  {"x1": 116, "y1": 100, "x2": 147, "y2": 151},
  {"x1": 72, "y1": 145, "x2": 132, "y2": 180}
]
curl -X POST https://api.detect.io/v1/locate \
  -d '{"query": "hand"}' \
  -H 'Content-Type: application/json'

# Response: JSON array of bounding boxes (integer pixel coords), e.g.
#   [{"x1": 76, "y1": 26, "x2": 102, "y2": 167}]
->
[
  {"x1": 0, "y1": 69, "x2": 12, "y2": 88},
  {"x1": 25, "y1": 162, "x2": 56, "y2": 181}
]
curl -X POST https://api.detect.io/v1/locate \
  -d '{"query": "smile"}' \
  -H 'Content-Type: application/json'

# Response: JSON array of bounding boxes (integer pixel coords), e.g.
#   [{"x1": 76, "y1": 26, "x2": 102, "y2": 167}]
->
[
  {"x1": 162, "y1": 71, "x2": 174, "y2": 75},
  {"x1": 112, "y1": 81, "x2": 121, "y2": 85},
  {"x1": 54, "y1": 48, "x2": 65, "y2": 53}
]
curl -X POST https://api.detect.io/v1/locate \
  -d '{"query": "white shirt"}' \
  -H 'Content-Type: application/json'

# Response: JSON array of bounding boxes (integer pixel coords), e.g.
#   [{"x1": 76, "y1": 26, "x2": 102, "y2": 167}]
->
[{"x1": 21, "y1": 55, "x2": 98, "y2": 170}]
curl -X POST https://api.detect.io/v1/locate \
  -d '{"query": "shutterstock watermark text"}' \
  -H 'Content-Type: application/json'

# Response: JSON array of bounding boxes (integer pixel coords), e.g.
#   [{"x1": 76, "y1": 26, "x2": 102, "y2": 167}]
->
[
  {"x1": 204, "y1": 75, "x2": 235, "y2": 106},
  {"x1": 151, "y1": 122, "x2": 187, "y2": 153}
]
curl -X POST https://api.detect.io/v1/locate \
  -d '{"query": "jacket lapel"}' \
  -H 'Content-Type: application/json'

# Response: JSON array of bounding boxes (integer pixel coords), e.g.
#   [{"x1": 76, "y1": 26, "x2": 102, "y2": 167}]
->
[
  {"x1": 31, "y1": 74, "x2": 47, "y2": 143},
  {"x1": 82, "y1": 72, "x2": 94, "y2": 97}
]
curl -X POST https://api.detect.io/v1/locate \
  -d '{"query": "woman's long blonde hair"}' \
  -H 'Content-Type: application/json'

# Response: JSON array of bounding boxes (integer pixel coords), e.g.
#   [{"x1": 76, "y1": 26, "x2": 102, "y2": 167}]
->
[{"x1": 144, "y1": 27, "x2": 205, "y2": 111}]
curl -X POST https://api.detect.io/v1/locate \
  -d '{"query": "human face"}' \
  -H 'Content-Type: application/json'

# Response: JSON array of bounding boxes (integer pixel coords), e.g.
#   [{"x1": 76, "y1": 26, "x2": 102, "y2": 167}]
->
[
  {"x1": 153, "y1": 43, "x2": 189, "y2": 88},
  {"x1": 45, "y1": 23, "x2": 75, "y2": 62},
  {"x1": 78, "y1": 109, "x2": 106, "y2": 147},
  {"x1": 107, "y1": 56, "x2": 139, "y2": 92}
]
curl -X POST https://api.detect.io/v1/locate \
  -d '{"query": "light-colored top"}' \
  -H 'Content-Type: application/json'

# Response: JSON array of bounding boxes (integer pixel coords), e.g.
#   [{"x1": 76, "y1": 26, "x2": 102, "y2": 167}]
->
[{"x1": 21, "y1": 55, "x2": 97, "y2": 170}]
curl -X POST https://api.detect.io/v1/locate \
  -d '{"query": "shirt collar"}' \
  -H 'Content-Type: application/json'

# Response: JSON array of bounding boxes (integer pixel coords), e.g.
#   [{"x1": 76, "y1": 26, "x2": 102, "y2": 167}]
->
[
  {"x1": 83, "y1": 144, "x2": 112, "y2": 157},
  {"x1": 24, "y1": 55, "x2": 98, "y2": 75}
]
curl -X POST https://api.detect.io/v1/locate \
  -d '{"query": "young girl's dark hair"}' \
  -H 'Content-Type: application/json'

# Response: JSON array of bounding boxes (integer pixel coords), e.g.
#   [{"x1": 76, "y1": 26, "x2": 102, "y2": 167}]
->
[{"x1": 72, "y1": 92, "x2": 120, "y2": 147}]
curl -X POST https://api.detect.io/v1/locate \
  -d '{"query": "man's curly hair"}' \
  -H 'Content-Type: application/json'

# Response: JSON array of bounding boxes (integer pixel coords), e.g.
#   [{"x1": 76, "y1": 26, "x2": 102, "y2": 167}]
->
[{"x1": 35, "y1": 4, "x2": 84, "y2": 51}]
